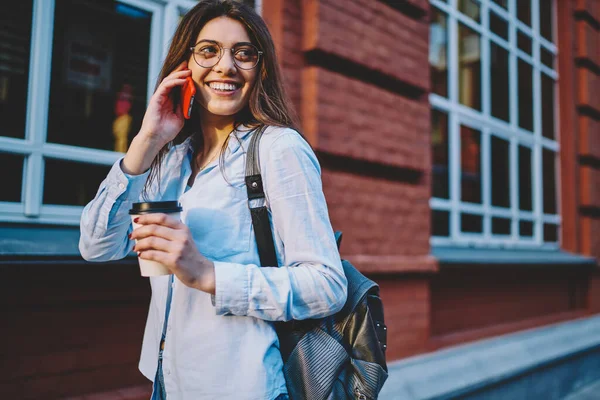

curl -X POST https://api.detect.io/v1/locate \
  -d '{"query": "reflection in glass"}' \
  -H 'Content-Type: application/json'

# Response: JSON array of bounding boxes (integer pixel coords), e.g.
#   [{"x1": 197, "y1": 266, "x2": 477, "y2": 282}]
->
[
  {"x1": 492, "y1": 217, "x2": 511, "y2": 235},
  {"x1": 432, "y1": 110, "x2": 449, "y2": 199},
  {"x1": 47, "y1": 0, "x2": 151, "y2": 152},
  {"x1": 459, "y1": 24, "x2": 481, "y2": 110},
  {"x1": 43, "y1": 159, "x2": 111, "y2": 206},
  {"x1": 540, "y1": 0, "x2": 553, "y2": 41},
  {"x1": 520, "y1": 220, "x2": 534, "y2": 237},
  {"x1": 460, "y1": 126, "x2": 481, "y2": 204},
  {"x1": 490, "y1": 12, "x2": 508, "y2": 40},
  {"x1": 432, "y1": 210, "x2": 450, "y2": 236},
  {"x1": 491, "y1": 43, "x2": 509, "y2": 121},
  {"x1": 518, "y1": 60, "x2": 533, "y2": 131},
  {"x1": 458, "y1": 0, "x2": 480, "y2": 22},
  {"x1": 0, "y1": 153, "x2": 23, "y2": 202},
  {"x1": 542, "y1": 74, "x2": 555, "y2": 139},
  {"x1": 544, "y1": 223, "x2": 558, "y2": 242},
  {"x1": 517, "y1": 31, "x2": 532, "y2": 54},
  {"x1": 517, "y1": 0, "x2": 531, "y2": 25},
  {"x1": 519, "y1": 146, "x2": 533, "y2": 211},
  {"x1": 0, "y1": 0, "x2": 33, "y2": 139},
  {"x1": 543, "y1": 149, "x2": 557, "y2": 214},
  {"x1": 541, "y1": 47, "x2": 554, "y2": 68},
  {"x1": 461, "y1": 213, "x2": 483, "y2": 233},
  {"x1": 430, "y1": 9, "x2": 448, "y2": 98},
  {"x1": 491, "y1": 136, "x2": 510, "y2": 208}
]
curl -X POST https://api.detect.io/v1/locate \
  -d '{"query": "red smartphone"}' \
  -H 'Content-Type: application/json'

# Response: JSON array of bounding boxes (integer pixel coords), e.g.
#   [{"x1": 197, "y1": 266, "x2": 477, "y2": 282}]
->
[{"x1": 181, "y1": 75, "x2": 196, "y2": 119}]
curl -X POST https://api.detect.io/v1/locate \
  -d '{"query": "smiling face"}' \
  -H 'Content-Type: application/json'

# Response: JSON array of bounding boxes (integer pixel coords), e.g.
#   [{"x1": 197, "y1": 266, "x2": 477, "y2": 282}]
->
[{"x1": 188, "y1": 17, "x2": 259, "y2": 125}]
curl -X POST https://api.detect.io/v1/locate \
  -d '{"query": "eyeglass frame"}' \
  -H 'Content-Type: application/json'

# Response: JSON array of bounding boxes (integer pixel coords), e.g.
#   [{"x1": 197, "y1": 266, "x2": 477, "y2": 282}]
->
[{"x1": 189, "y1": 40, "x2": 263, "y2": 70}]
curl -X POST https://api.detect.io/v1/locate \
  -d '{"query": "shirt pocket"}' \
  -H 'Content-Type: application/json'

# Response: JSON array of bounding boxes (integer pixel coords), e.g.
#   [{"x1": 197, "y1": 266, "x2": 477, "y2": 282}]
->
[{"x1": 184, "y1": 185, "x2": 252, "y2": 261}]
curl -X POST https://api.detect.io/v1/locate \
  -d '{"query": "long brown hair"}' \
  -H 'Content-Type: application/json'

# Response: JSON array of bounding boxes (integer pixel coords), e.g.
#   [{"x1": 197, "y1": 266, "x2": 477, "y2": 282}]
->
[{"x1": 144, "y1": 0, "x2": 298, "y2": 196}]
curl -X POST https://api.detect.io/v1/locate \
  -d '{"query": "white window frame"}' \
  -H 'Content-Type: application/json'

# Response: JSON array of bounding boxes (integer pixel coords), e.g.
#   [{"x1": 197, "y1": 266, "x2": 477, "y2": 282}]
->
[
  {"x1": 0, "y1": 0, "x2": 260, "y2": 226},
  {"x1": 429, "y1": 0, "x2": 560, "y2": 250}
]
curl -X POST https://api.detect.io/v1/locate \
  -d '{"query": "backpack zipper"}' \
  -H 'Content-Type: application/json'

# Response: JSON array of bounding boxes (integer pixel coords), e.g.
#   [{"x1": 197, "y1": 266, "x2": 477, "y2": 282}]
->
[{"x1": 354, "y1": 388, "x2": 367, "y2": 400}]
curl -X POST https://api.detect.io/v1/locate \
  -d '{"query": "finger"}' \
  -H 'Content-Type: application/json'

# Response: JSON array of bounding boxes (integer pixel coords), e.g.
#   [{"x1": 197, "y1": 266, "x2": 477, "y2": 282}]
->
[
  {"x1": 138, "y1": 249, "x2": 172, "y2": 266},
  {"x1": 167, "y1": 69, "x2": 192, "y2": 79},
  {"x1": 130, "y1": 224, "x2": 182, "y2": 241},
  {"x1": 134, "y1": 213, "x2": 183, "y2": 229},
  {"x1": 134, "y1": 236, "x2": 173, "y2": 253},
  {"x1": 156, "y1": 77, "x2": 188, "y2": 95}
]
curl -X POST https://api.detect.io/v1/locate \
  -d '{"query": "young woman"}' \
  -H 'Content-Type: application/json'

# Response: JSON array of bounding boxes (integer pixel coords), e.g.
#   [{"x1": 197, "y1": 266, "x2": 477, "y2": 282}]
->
[{"x1": 79, "y1": 1, "x2": 347, "y2": 399}]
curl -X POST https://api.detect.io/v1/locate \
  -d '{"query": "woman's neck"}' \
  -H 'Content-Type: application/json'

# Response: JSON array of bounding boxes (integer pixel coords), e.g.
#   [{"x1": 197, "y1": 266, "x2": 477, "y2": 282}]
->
[{"x1": 199, "y1": 112, "x2": 236, "y2": 152}]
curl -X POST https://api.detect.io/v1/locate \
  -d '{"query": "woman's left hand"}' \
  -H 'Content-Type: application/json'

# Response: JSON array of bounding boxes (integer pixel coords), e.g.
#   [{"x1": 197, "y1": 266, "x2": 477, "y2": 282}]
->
[{"x1": 130, "y1": 213, "x2": 215, "y2": 294}]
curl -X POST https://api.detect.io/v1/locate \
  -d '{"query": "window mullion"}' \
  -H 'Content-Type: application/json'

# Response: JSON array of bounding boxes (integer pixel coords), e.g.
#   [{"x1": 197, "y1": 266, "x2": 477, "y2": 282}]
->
[
  {"x1": 447, "y1": 0, "x2": 460, "y2": 241},
  {"x1": 24, "y1": 0, "x2": 55, "y2": 217}
]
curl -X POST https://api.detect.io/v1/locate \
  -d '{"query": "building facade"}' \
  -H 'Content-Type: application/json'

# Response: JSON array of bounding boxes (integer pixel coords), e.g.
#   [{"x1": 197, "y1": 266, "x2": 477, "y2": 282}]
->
[{"x1": 0, "y1": 0, "x2": 599, "y2": 398}]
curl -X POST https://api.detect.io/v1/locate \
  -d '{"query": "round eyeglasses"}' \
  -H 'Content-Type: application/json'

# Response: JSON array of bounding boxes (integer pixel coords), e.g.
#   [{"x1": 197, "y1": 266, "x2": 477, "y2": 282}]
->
[{"x1": 190, "y1": 41, "x2": 263, "y2": 70}]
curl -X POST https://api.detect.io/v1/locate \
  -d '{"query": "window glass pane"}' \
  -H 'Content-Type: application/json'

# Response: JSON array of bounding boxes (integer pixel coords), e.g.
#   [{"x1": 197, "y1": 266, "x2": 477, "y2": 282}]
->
[
  {"x1": 490, "y1": 12, "x2": 508, "y2": 40},
  {"x1": 492, "y1": 217, "x2": 511, "y2": 235},
  {"x1": 543, "y1": 149, "x2": 557, "y2": 214},
  {"x1": 0, "y1": 153, "x2": 24, "y2": 202},
  {"x1": 47, "y1": 0, "x2": 151, "y2": 152},
  {"x1": 491, "y1": 136, "x2": 510, "y2": 208},
  {"x1": 541, "y1": 47, "x2": 554, "y2": 68},
  {"x1": 518, "y1": 60, "x2": 533, "y2": 131},
  {"x1": 520, "y1": 220, "x2": 534, "y2": 236},
  {"x1": 517, "y1": 0, "x2": 532, "y2": 26},
  {"x1": 430, "y1": 9, "x2": 448, "y2": 98},
  {"x1": 461, "y1": 213, "x2": 483, "y2": 233},
  {"x1": 540, "y1": 0, "x2": 553, "y2": 41},
  {"x1": 544, "y1": 223, "x2": 558, "y2": 242},
  {"x1": 458, "y1": 0, "x2": 481, "y2": 22},
  {"x1": 43, "y1": 159, "x2": 111, "y2": 206},
  {"x1": 542, "y1": 74, "x2": 555, "y2": 139},
  {"x1": 432, "y1": 110, "x2": 449, "y2": 199},
  {"x1": 432, "y1": 210, "x2": 450, "y2": 236},
  {"x1": 0, "y1": 0, "x2": 33, "y2": 139},
  {"x1": 460, "y1": 125, "x2": 481, "y2": 204},
  {"x1": 458, "y1": 24, "x2": 481, "y2": 110},
  {"x1": 519, "y1": 145, "x2": 533, "y2": 211},
  {"x1": 517, "y1": 31, "x2": 532, "y2": 54},
  {"x1": 492, "y1": 0, "x2": 508, "y2": 9},
  {"x1": 491, "y1": 43, "x2": 509, "y2": 121}
]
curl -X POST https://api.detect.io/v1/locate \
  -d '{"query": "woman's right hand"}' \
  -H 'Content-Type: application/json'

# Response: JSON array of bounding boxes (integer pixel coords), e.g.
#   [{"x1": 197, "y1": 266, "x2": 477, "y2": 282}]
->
[
  {"x1": 139, "y1": 61, "x2": 192, "y2": 147},
  {"x1": 121, "y1": 62, "x2": 192, "y2": 175}
]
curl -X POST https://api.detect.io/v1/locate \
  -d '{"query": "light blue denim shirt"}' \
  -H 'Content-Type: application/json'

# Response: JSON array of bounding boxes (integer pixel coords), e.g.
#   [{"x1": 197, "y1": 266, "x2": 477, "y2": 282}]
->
[{"x1": 79, "y1": 126, "x2": 348, "y2": 400}]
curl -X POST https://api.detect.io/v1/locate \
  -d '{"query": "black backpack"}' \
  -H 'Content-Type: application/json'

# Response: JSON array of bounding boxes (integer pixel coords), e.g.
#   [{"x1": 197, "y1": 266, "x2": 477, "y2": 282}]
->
[{"x1": 244, "y1": 127, "x2": 388, "y2": 400}]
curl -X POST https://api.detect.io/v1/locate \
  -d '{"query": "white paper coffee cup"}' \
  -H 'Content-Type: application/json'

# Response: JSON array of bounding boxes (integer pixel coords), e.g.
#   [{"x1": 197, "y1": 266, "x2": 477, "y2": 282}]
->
[{"x1": 129, "y1": 201, "x2": 183, "y2": 277}]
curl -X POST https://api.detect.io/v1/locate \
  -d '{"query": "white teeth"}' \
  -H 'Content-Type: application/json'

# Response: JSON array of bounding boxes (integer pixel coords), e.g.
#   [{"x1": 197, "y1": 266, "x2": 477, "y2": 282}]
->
[{"x1": 208, "y1": 82, "x2": 238, "y2": 91}]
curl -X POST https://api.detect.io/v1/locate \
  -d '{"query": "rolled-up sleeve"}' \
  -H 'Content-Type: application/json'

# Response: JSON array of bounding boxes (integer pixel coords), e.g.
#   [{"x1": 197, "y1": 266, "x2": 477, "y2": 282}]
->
[
  {"x1": 213, "y1": 130, "x2": 348, "y2": 321},
  {"x1": 79, "y1": 158, "x2": 149, "y2": 262}
]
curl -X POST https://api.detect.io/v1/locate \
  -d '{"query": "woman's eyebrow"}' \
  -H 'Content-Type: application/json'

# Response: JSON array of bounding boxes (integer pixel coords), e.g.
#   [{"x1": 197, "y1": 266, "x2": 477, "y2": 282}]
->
[{"x1": 195, "y1": 39, "x2": 254, "y2": 47}]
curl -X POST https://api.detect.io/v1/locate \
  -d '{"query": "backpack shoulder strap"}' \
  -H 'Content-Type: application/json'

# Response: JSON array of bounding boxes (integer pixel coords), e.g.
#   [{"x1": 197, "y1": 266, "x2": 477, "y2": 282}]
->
[{"x1": 245, "y1": 126, "x2": 278, "y2": 267}]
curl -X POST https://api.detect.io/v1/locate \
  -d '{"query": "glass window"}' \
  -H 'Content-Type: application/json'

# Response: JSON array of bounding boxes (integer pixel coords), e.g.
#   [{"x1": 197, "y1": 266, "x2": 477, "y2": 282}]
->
[
  {"x1": 458, "y1": 0, "x2": 480, "y2": 22},
  {"x1": 492, "y1": 217, "x2": 511, "y2": 235},
  {"x1": 518, "y1": 60, "x2": 533, "y2": 131},
  {"x1": 544, "y1": 223, "x2": 558, "y2": 242},
  {"x1": 432, "y1": 110, "x2": 450, "y2": 199},
  {"x1": 43, "y1": 158, "x2": 111, "y2": 206},
  {"x1": 46, "y1": 0, "x2": 151, "y2": 153},
  {"x1": 0, "y1": 0, "x2": 33, "y2": 139},
  {"x1": 432, "y1": 210, "x2": 450, "y2": 237},
  {"x1": 490, "y1": 12, "x2": 508, "y2": 40},
  {"x1": 518, "y1": 146, "x2": 533, "y2": 211},
  {"x1": 461, "y1": 213, "x2": 483, "y2": 233},
  {"x1": 491, "y1": 136, "x2": 510, "y2": 208},
  {"x1": 541, "y1": 47, "x2": 554, "y2": 68},
  {"x1": 460, "y1": 126, "x2": 481, "y2": 204},
  {"x1": 458, "y1": 24, "x2": 481, "y2": 110},
  {"x1": 541, "y1": 74, "x2": 555, "y2": 139},
  {"x1": 1, "y1": 153, "x2": 24, "y2": 202},
  {"x1": 517, "y1": 0, "x2": 532, "y2": 26},
  {"x1": 492, "y1": 0, "x2": 508, "y2": 9},
  {"x1": 543, "y1": 149, "x2": 557, "y2": 214},
  {"x1": 490, "y1": 43, "x2": 509, "y2": 122},
  {"x1": 540, "y1": 0, "x2": 553, "y2": 41},
  {"x1": 430, "y1": 9, "x2": 448, "y2": 98},
  {"x1": 520, "y1": 220, "x2": 534, "y2": 237},
  {"x1": 517, "y1": 31, "x2": 532, "y2": 55}
]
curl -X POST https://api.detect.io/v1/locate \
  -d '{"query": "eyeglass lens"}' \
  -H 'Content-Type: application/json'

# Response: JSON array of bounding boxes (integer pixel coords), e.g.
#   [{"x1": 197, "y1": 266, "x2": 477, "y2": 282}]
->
[{"x1": 192, "y1": 42, "x2": 260, "y2": 70}]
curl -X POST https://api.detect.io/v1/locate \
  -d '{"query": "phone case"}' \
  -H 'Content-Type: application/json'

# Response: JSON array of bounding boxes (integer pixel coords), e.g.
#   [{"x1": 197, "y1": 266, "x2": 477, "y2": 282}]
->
[{"x1": 182, "y1": 76, "x2": 196, "y2": 119}]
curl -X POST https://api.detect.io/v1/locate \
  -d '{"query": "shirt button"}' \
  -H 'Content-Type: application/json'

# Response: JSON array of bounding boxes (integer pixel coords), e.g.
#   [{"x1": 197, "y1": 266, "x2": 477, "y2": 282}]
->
[{"x1": 118, "y1": 183, "x2": 125, "y2": 190}]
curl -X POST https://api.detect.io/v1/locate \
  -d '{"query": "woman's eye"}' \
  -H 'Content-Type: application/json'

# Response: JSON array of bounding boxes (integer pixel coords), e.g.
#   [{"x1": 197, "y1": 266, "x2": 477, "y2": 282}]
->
[
  {"x1": 199, "y1": 46, "x2": 218, "y2": 57},
  {"x1": 235, "y1": 48, "x2": 254, "y2": 60}
]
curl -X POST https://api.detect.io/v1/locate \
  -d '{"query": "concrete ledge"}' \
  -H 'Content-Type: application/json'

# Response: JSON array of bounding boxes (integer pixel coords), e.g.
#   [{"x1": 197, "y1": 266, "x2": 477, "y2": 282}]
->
[
  {"x1": 432, "y1": 246, "x2": 597, "y2": 266},
  {"x1": 380, "y1": 315, "x2": 600, "y2": 400}
]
